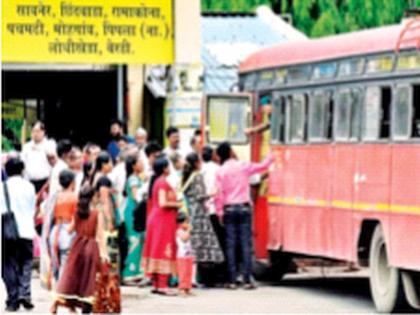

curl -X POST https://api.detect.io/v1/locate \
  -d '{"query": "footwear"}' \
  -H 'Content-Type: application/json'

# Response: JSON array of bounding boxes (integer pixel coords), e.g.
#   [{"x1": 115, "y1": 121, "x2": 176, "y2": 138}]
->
[
  {"x1": 20, "y1": 299, "x2": 34, "y2": 310},
  {"x1": 226, "y1": 283, "x2": 237, "y2": 290},
  {"x1": 155, "y1": 289, "x2": 178, "y2": 296},
  {"x1": 243, "y1": 283, "x2": 257, "y2": 290},
  {"x1": 137, "y1": 278, "x2": 152, "y2": 288},
  {"x1": 5, "y1": 304, "x2": 19, "y2": 312},
  {"x1": 122, "y1": 279, "x2": 141, "y2": 286},
  {"x1": 179, "y1": 290, "x2": 188, "y2": 297},
  {"x1": 50, "y1": 301, "x2": 58, "y2": 314},
  {"x1": 81, "y1": 303, "x2": 92, "y2": 314}
]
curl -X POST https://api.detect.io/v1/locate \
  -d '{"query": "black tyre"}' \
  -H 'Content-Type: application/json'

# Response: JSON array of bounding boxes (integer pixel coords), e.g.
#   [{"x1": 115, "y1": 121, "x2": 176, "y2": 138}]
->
[
  {"x1": 268, "y1": 250, "x2": 292, "y2": 282},
  {"x1": 252, "y1": 251, "x2": 292, "y2": 282},
  {"x1": 252, "y1": 259, "x2": 270, "y2": 281},
  {"x1": 369, "y1": 225, "x2": 408, "y2": 313},
  {"x1": 402, "y1": 271, "x2": 420, "y2": 310}
]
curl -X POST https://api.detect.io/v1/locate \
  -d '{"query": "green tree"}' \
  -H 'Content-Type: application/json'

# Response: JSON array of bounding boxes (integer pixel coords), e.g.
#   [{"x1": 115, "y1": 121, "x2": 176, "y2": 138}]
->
[
  {"x1": 292, "y1": 0, "x2": 315, "y2": 35},
  {"x1": 311, "y1": 0, "x2": 346, "y2": 37},
  {"x1": 201, "y1": 0, "x2": 415, "y2": 37}
]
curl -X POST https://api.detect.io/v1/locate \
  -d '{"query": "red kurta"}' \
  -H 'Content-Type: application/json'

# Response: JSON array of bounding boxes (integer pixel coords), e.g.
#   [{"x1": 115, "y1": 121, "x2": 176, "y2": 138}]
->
[{"x1": 142, "y1": 176, "x2": 177, "y2": 276}]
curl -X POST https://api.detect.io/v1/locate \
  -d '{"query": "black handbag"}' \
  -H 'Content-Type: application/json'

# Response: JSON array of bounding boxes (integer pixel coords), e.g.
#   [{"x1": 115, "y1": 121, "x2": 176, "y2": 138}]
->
[
  {"x1": 2, "y1": 181, "x2": 19, "y2": 241},
  {"x1": 133, "y1": 199, "x2": 147, "y2": 233}
]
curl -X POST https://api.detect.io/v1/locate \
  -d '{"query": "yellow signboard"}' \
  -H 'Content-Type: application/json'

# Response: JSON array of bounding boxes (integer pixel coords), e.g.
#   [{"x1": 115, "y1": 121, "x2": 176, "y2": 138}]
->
[{"x1": 2, "y1": 0, "x2": 174, "y2": 64}]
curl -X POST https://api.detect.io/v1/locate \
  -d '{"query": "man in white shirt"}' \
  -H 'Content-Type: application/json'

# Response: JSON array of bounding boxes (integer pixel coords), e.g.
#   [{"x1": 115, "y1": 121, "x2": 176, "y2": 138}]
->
[
  {"x1": 68, "y1": 147, "x2": 84, "y2": 193},
  {"x1": 163, "y1": 126, "x2": 183, "y2": 158},
  {"x1": 21, "y1": 122, "x2": 55, "y2": 193},
  {"x1": 1, "y1": 158, "x2": 36, "y2": 311},
  {"x1": 135, "y1": 127, "x2": 149, "y2": 173},
  {"x1": 188, "y1": 129, "x2": 202, "y2": 156},
  {"x1": 166, "y1": 152, "x2": 184, "y2": 192},
  {"x1": 49, "y1": 139, "x2": 72, "y2": 195},
  {"x1": 164, "y1": 127, "x2": 188, "y2": 191},
  {"x1": 201, "y1": 146, "x2": 220, "y2": 215},
  {"x1": 109, "y1": 144, "x2": 139, "y2": 217},
  {"x1": 142, "y1": 142, "x2": 163, "y2": 198},
  {"x1": 200, "y1": 146, "x2": 228, "y2": 285},
  {"x1": 144, "y1": 142, "x2": 162, "y2": 179}
]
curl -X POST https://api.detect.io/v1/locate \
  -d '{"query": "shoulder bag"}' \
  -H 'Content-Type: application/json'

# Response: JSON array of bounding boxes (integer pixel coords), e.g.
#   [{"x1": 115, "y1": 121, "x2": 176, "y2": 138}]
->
[{"x1": 2, "y1": 181, "x2": 19, "y2": 241}]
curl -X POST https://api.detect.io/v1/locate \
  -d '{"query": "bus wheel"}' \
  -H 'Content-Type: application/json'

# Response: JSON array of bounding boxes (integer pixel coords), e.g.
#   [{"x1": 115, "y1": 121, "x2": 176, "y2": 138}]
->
[
  {"x1": 268, "y1": 250, "x2": 292, "y2": 282},
  {"x1": 252, "y1": 259, "x2": 270, "y2": 281},
  {"x1": 402, "y1": 271, "x2": 420, "y2": 310},
  {"x1": 369, "y1": 226, "x2": 408, "y2": 313}
]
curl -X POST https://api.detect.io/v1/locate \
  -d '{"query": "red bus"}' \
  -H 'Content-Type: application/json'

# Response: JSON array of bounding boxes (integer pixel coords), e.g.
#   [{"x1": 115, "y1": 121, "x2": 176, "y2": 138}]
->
[{"x1": 204, "y1": 21, "x2": 420, "y2": 312}]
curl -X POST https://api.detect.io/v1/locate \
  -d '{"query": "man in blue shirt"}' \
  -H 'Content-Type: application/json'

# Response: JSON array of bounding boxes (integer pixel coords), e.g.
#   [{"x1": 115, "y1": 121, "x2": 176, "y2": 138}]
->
[{"x1": 107, "y1": 119, "x2": 135, "y2": 162}]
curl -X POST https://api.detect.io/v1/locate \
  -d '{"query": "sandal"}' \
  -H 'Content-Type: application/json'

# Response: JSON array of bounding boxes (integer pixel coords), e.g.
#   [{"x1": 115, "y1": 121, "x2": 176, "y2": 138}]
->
[
  {"x1": 156, "y1": 289, "x2": 178, "y2": 296},
  {"x1": 243, "y1": 283, "x2": 257, "y2": 290},
  {"x1": 50, "y1": 303, "x2": 58, "y2": 314},
  {"x1": 226, "y1": 283, "x2": 237, "y2": 290}
]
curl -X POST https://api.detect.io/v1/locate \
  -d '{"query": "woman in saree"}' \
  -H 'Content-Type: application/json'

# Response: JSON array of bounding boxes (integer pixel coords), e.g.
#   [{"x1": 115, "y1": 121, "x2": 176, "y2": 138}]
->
[
  {"x1": 182, "y1": 153, "x2": 224, "y2": 286},
  {"x1": 142, "y1": 157, "x2": 182, "y2": 295},
  {"x1": 122, "y1": 155, "x2": 145, "y2": 284},
  {"x1": 92, "y1": 176, "x2": 121, "y2": 313}
]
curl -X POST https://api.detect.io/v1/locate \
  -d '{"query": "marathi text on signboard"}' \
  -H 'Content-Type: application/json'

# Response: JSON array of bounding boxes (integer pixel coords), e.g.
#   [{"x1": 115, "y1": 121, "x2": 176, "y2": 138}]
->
[{"x1": 2, "y1": 0, "x2": 174, "y2": 64}]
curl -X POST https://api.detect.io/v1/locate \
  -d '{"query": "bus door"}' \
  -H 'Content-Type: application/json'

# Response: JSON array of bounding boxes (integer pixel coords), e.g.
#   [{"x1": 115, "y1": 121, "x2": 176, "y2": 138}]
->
[
  {"x1": 331, "y1": 87, "x2": 363, "y2": 260},
  {"x1": 266, "y1": 93, "x2": 287, "y2": 255},
  {"x1": 204, "y1": 93, "x2": 274, "y2": 259},
  {"x1": 354, "y1": 85, "x2": 392, "y2": 253},
  {"x1": 249, "y1": 92, "x2": 276, "y2": 259}
]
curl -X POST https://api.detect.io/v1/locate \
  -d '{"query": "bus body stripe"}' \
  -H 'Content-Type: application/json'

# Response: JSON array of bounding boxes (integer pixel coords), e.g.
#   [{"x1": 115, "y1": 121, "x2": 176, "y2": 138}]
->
[{"x1": 267, "y1": 196, "x2": 420, "y2": 215}]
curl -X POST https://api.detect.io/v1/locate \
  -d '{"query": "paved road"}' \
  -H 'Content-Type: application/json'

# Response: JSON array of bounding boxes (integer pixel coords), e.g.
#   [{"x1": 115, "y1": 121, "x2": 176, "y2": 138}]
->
[{"x1": 1, "y1": 272, "x2": 377, "y2": 313}]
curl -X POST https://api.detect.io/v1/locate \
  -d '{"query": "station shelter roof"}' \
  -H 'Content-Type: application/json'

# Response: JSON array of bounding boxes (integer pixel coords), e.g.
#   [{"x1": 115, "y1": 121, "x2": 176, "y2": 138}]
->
[{"x1": 201, "y1": 6, "x2": 307, "y2": 93}]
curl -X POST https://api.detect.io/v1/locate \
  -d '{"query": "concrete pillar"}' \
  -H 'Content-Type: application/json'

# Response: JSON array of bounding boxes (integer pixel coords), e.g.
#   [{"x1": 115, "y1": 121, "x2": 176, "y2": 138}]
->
[
  {"x1": 126, "y1": 65, "x2": 145, "y2": 136},
  {"x1": 174, "y1": 0, "x2": 201, "y2": 64}
]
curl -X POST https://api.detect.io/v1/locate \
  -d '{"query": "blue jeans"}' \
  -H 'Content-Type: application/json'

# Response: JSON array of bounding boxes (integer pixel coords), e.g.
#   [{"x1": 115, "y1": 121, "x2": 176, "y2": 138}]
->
[
  {"x1": 223, "y1": 205, "x2": 253, "y2": 284},
  {"x1": 50, "y1": 223, "x2": 74, "y2": 281}
]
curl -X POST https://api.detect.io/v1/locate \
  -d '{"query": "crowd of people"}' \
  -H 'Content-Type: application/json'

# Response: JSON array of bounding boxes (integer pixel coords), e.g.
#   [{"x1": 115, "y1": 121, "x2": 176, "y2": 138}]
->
[{"x1": 1, "y1": 119, "x2": 274, "y2": 313}]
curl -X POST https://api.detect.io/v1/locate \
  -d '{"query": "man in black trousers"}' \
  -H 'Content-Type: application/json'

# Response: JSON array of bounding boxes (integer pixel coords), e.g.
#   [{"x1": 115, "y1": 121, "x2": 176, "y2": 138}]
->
[{"x1": 1, "y1": 158, "x2": 36, "y2": 312}]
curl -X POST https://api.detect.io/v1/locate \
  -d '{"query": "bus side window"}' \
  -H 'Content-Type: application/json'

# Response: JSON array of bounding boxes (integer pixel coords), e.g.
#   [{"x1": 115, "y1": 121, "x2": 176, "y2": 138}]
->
[
  {"x1": 335, "y1": 90, "x2": 352, "y2": 141},
  {"x1": 380, "y1": 87, "x2": 391, "y2": 139},
  {"x1": 335, "y1": 89, "x2": 363, "y2": 141},
  {"x1": 392, "y1": 85, "x2": 412, "y2": 141},
  {"x1": 363, "y1": 86, "x2": 391, "y2": 141},
  {"x1": 413, "y1": 85, "x2": 420, "y2": 138},
  {"x1": 271, "y1": 95, "x2": 285, "y2": 143},
  {"x1": 309, "y1": 91, "x2": 332, "y2": 142},
  {"x1": 286, "y1": 94, "x2": 306, "y2": 144},
  {"x1": 350, "y1": 89, "x2": 363, "y2": 140}
]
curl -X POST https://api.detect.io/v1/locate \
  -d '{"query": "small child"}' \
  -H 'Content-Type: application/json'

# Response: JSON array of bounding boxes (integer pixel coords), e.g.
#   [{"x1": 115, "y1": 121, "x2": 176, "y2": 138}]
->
[{"x1": 176, "y1": 212, "x2": 194, "y2": 296}]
